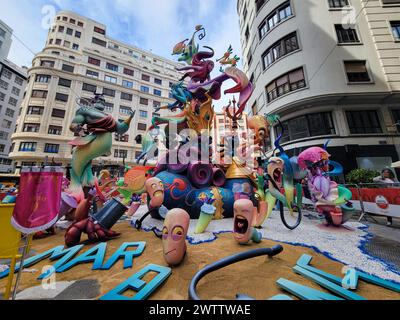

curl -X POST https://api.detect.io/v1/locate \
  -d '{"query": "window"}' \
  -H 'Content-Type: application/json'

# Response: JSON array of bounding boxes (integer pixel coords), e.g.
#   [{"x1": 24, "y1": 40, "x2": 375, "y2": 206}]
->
[
  {"x1": 137, "y1": 123, "x2": 147, "y2": 131},
  {"x1": 115, "y1": 134, "x2": 129, "y2": 142},
  {"x1": 88, "y1": 57, "x2": 101, "y2": 66},
  {"x1": 1, "y1": 70, "x2": 11, "y2": 81},
  {"x1": 276, "y1": 112, "x2": 336, "y2": 143},
  {"x1": 48, "y1": 125, "x2": 62, "y2": 135},
  {"x1": 70, "y1": 18, "x2": 76, "y2": 24},
  {"x1": 0, "y1": 27, "x2": 6, "y2": 37},
  {"x1": 27, "y1": 106, "x2": 44, "y2": 115},
  {"x1": 72, "y1": 43, "x2": 79, "y2": 50},
  {"x1": 346, "y1": 110, "x2": 382, "y2": 134},
  {"x1": 391, "y1": 109, "x2": 400, "y2": 132},
  {"x1": 140, "y1": 97, "x2": 148, "y2": 105},
  {"x1": 256, "y1": 0, "x2": 267, "y2": 12},
  {"x1": 82, "y1": 83, "x2": 97, "y2": 92},
  {"x1": 335, "y1": 25, "x2": 360, "y2": 43},
  {"x1": 8, "y1": 97, "x2": 17, "y2": 106},
  {"x1": 32, "y1": 90, "x2": 48, "y2": 98},
  {"x1": 2, "y1": 119, "x2": 12, "y2": 129},
  {"x1": 78, "y1": 21, "x2": 84, "y2": 27},
  {"x1": 58, "y1": 26, "x2": 65, "y2": 33},
  {"x1": 104, "y1": 102, "x2": 114, "y2": 113},
  {"x1": 344, "y1": 61, "x2": 371, "y2": 82},
  {"x1": 328, "y1": 0, "x2": 349, "y2": 8},
  {"x1": 114, "y1": 149, "x2": 128, "y2": 158},
  {"x1": 52, "y1": 108, "x2": 66, "y2": 118},
  {"x1": 154, "y1": 89, "x2": 162, "y2": 96},
  {"x1": 262, "y1": 32, "x2": 299, "y2": 69},
  {"x1": 12, "y1": 87, "x2": 20, "y2": 96},
  {"x1": 119, "y1": 106, "x2": 131, "y2": 115},
  {"x1": 44, "y1": 144, "x2": 59, "y2": 153},
  {"x1": 41, "y1": 60, "x2": 55, "y2": 68},
  {"x1": 106, "y1": 62, "x2": 118, "y2": 72},
  {"x1": 245, "y1": 25, "x2": 250, "y2": 42},
  {"x1": 94, "y1": 26, "x2": 106, "y2": 35},
  {"x1": 86, "y1": 70, "x2": 99, "y2": 78},
  {"x1": 154, "y1": 78, "x2": 162, "y2": 85},
  {"x1": 0, "y1": 92, "x2": 4, "y2": 101},
  {"x1": 391, "y1": 21, "x2": 400, "y2": 41},
  {"x1": 66, "y1": 28, "x2": 73, "y2": 35},
  {"x1": 55, "y1": 93, "x2": 69, "y2": 102},
  {"x1": 139, "y1": 110, "x2": 148, "y2": 118},
  {"x1": 35, "y1": 74, "x2": 51, "y2": 83},
  {"x1": 259, "y1": 1, "x2": 293, "y2": 39},
  {"x1": 5, "y1": 108, "x2": 14, "y2": 117},
  {"x1": 103, "y1": 88, "x2": 115, "y2": 97},
  {"x1": 62, "y1": 64, "x2": 74, "y2": 73},
  {"x1": 140, "y1": 85, "x2": 150, "y2": 93},
  {"x1": 58, "y1": 78, "x2": 72, "y2": 87},
  {"x1": 122, "y1": 80, "x2": 133, "y2": 88},
  {"x1": 153, "y1": 101, "x2": 161, "y2": 109},
  {"x1": 142, "y1": 74, "x2": 150, "y2": 82},
  {"x1": 15, "y1": 76, "x2": 24, "y2": 86},
  {"x1": 92, "y1": 37, "x2": 107, "y2": 47},
  {"x1": 121, "y1": 92, "x2": 133, "y2": 101},
  {"x1": 0, "y1": 79, "x2": 8, "y2": 90},
  {"x1": 123, "y1": 68, "x2": 134, "y2": 76},
  {"x1": 0, "y1": 144, "x2": 4, "y2": 153},
  {"x1": 0, "y1": 131, "x2": 8, "y2": 140},
  {"x1": 75, "y1": 31, "x2": 81, "y2": 38},
  {"x1": 19, "y1": 142, "x2": 36, "y2": 152},
  {"x1": 23, "y1": 123, "x2": 40, "y2": 132},
  {"x1": 105, "y1": 75, "x2": 117, "y2": 84},
  {"x1": 266, "y1": 67, "x2": 306, "y2": 102},
  {"x1": 64, "y1": 40, "x2": 71, "y2": 48}
]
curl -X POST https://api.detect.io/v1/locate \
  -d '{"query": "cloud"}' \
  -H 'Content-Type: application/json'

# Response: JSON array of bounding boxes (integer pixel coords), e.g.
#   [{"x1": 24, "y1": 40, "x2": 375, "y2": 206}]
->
[{"x1": 0, "y1": 0, "x2": 243, "y2": 110}]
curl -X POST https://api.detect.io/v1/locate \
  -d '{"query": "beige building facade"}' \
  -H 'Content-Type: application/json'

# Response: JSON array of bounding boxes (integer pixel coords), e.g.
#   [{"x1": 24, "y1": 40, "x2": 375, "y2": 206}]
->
[
  {"x1": 10, "y1": 11, "x2": 183, "y2": 171},
  {"x1": 237, "y1": 0, "x2": 400, "y2": 175}
]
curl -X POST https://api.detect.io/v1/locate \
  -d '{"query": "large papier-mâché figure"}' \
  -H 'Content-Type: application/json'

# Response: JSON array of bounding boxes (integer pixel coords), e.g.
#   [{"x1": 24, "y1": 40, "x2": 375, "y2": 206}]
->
[
  {"x1": 298, "y1": 145, "x2": 354, "y2": 226},
  {"x1": 69, "y1": 94, "x2": 134, "y2": 193}
]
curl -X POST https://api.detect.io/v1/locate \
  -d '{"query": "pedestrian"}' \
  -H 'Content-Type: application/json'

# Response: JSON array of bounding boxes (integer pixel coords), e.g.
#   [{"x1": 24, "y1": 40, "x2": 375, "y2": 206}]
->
[{"x1": 373, "y1": 168, "x2": 398, "y2": 226}]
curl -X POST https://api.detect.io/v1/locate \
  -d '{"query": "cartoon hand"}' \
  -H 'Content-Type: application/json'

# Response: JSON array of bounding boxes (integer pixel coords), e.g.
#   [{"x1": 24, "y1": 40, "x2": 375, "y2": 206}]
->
[
  {"x1": 130, "y1": 194, "x2": 142, "y2": 204},
  {"x1": 129, "y1": 110, "x2": 136, "y2": 118}
]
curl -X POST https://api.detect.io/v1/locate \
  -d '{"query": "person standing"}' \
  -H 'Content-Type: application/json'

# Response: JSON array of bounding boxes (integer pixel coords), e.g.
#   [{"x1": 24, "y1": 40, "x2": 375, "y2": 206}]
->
[{"x1": 373, "y1": 168, "x2": 398, "y2": 226}]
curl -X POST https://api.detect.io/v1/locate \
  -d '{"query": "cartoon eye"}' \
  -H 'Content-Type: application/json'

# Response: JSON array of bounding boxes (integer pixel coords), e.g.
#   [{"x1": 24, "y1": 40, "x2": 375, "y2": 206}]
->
[
  {"x1": 171, "y1": 226, "x2": 184, "y2": 241},
  {"x1": 152, "y1": 183, "x2": 157, "y2": 190},
  {"x1": 162, "y1": 227, "x2": 168, "y2": 239},
  {"x1": 159, "y1": 182, "x2": 164, "y2": 188}
]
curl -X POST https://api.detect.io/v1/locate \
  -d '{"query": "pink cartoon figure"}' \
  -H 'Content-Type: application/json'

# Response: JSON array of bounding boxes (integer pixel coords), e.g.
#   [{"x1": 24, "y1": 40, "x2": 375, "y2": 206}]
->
[
  {"x1": 162, "y1": 208, "x2": 190, "y2": 266},
  {"x1": 233, "y1": 199, "x2": 262, "y2": 245}
]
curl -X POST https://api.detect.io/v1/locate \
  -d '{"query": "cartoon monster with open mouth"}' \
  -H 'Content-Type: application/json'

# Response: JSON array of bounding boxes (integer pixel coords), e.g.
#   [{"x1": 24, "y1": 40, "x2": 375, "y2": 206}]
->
[{"x1": 233, "y1": 199, "x2": 262, "y2": 245}]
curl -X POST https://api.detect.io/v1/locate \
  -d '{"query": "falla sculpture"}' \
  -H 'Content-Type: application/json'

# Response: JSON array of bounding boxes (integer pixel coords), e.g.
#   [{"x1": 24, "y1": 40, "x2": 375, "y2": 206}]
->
[{"x1": 65, "y1": 94, "x2": 135, "y2": 246}]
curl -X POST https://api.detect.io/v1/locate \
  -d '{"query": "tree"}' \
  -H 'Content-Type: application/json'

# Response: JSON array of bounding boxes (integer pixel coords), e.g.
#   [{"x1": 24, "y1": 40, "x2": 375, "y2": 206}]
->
[{"x1": 345, "y1": 169, "x2": 380, "y2": 184}]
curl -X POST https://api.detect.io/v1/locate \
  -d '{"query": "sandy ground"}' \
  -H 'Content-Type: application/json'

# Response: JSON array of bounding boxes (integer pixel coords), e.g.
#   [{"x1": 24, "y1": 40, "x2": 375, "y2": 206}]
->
[{"x1": 1, "y1": 221, "x2": 399, "y2": 300}]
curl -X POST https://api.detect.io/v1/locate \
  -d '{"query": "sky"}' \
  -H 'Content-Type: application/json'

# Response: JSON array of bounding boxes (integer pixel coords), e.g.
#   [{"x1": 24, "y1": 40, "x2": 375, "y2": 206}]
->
[{"x1": 0, "y1": 0, "x2": 243, "y2": 110}]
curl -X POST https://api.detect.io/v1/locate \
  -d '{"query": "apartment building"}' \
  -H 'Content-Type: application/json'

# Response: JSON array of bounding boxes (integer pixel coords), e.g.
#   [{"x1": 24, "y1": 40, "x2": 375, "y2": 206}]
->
[
  {"x1": 0, "y1": 19, "x2": 12, "y2": 61},
  {"x1": 212, "y1": 109, "x2": 249, "y2": 163},
  {"x1": 10, "y1": 11, "x2": 183, "y2": 171},
  {"x1": 0, "y1": 20, "x2": 27, "y2": 173},
  {"x1": 237, "y1": 0, "x2": 400, "y2": 175}
]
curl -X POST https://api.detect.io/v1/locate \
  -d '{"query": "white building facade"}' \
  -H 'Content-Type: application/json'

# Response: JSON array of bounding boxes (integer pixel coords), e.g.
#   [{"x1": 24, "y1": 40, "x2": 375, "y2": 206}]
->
[
  {"x1": 10, "y1": 11, "x2": 183, "y2": 172},
  {"x1": 237, "y1": 0, "x2": 400, "y2": 175},
  {"x1": 0, "y1": 19, "x2": 27, "y2": 173},
  {"x1": 0, "y1": 19, "x2": 13, "y2": 61}
]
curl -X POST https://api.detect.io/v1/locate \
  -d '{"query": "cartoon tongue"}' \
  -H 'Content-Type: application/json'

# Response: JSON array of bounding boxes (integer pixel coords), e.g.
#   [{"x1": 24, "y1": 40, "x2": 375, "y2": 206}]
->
[{"x1": 238, "y1": 222, "x2": 244, "y2": 228}]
